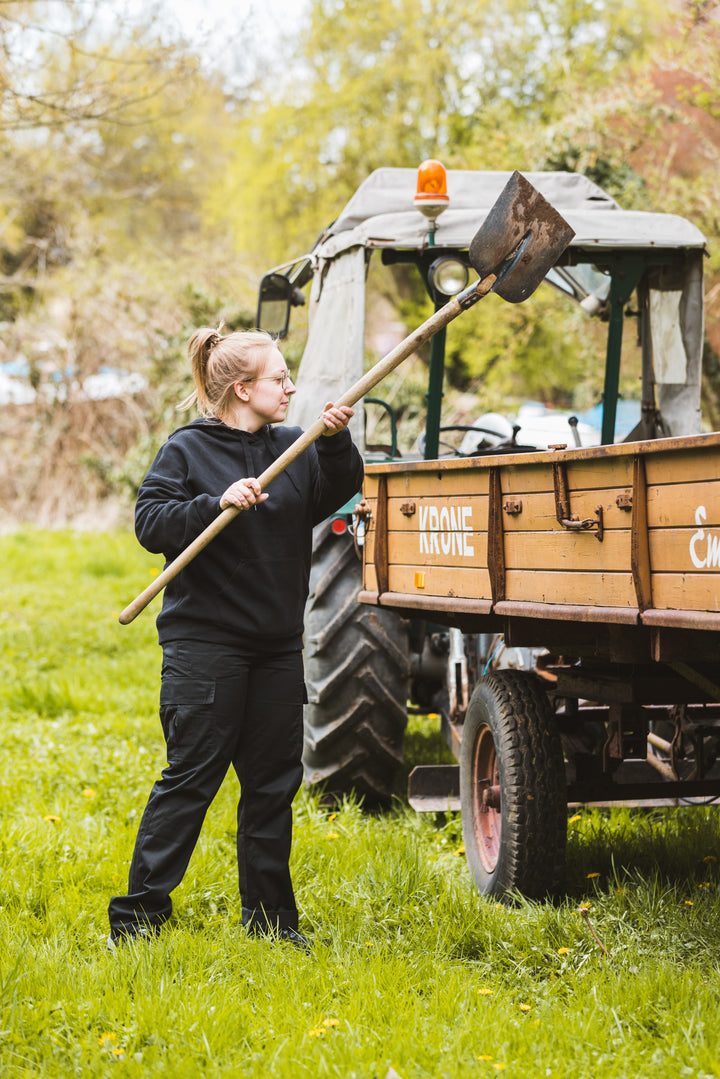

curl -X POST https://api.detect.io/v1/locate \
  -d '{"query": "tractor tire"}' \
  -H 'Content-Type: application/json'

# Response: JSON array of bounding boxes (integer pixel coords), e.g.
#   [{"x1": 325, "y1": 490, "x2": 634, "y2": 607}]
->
[
  {"x1": 460, "y1": 671, "x2": 567, "y2": 899},
  {"x1": 302, "y1": 521, "x2": 410, "y2": 805}
]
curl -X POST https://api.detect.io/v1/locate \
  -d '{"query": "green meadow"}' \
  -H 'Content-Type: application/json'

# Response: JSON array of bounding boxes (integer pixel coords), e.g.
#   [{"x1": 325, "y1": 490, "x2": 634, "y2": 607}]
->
[{"x1": 1, "y1": 530, "x2": 719, "y2": 1077}]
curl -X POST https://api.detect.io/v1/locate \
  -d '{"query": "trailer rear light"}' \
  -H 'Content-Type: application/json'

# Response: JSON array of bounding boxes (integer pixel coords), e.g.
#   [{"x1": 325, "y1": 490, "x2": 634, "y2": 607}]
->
[
  {"x1": 331, "y1": 517, "x2": 347, "y2": 535},
  {"x1": 414, "y1": 159, "x2": 449, "y2": 221}
]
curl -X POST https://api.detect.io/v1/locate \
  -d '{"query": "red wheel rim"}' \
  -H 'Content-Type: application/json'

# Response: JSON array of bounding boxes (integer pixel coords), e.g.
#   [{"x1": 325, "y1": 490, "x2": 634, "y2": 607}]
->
[{"x1": 470, "y1": 725, "x2": 501, "y2": 873}]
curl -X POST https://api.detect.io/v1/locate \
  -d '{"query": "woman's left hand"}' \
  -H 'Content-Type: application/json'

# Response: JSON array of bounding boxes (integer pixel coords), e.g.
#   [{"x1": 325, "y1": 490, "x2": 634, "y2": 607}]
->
[{"x1": 321, "y1": 402, "x2": 354, "y2": 436}]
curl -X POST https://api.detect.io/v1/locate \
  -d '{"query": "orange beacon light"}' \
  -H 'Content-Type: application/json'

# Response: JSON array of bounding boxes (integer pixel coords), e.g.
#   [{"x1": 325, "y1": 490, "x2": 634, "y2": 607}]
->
[{"x1": 414, "y1": 159, "x2": 449, "y2": 220}]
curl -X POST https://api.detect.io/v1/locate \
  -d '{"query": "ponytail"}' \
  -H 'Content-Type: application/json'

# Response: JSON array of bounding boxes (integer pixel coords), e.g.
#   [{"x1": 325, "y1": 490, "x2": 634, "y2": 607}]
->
[{"x1": 178, "y1": 326, "x2": 276, "y2": 419}]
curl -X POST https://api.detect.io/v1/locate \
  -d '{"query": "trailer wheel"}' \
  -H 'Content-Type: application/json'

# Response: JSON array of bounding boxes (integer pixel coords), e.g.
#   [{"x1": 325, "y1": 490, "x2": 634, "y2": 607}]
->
[
  {"x1": 460, "y1": 671, "x2": 567, "y2": 899},
  {"x1": 302, "y1": 521, "x2": 410, "y2": 805}
]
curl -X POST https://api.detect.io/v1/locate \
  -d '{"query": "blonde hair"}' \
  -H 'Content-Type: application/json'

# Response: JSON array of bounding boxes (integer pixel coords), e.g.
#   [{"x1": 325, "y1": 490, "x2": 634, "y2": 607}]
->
[{"x1": 179, "y1": 327, "x2": 277, "y2": 419}]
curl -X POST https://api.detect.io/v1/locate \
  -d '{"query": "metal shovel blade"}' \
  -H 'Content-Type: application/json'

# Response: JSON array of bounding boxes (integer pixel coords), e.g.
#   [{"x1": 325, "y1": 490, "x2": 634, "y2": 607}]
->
[{"x1": 469, "y1": 171, "x2": 575, "y2": 304}]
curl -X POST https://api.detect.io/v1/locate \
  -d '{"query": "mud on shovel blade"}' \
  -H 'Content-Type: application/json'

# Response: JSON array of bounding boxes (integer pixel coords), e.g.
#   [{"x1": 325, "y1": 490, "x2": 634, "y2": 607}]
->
[
  {"x1": 118, "y1": 174, "x2": 574, "y2": 625},
  {"x1": 469, "y1": 170, "x2": 575, "y2": 303}
]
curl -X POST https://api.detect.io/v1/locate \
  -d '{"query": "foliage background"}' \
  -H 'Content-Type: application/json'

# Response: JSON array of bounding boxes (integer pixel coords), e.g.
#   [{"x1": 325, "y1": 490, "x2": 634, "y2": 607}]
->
[{"x1": 0, "y1": 0, "x2": 718, "y2": 524}]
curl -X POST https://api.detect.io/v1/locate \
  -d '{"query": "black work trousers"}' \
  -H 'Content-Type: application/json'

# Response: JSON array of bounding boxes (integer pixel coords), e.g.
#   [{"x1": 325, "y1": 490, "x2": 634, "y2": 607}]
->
[{"x1": 108, "y1": 640, "x2": 305, "y2": 936}]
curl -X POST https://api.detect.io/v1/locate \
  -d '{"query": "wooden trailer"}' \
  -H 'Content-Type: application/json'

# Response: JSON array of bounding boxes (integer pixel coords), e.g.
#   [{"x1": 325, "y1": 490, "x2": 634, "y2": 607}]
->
[{"x1": 358, "y1": 431, "x2": 720, "y2": 896}]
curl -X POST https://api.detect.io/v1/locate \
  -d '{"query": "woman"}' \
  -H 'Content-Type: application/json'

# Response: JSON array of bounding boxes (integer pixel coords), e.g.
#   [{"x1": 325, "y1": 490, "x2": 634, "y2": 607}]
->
[{"x1": 108, "y1": 327, "x2": 363, "y2": 948}]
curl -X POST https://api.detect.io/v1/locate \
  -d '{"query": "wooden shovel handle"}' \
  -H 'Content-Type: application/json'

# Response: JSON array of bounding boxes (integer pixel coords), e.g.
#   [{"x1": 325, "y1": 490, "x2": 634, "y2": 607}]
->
[{"x1": 118, "y1": 274, "x2": 495, "y2": 624}]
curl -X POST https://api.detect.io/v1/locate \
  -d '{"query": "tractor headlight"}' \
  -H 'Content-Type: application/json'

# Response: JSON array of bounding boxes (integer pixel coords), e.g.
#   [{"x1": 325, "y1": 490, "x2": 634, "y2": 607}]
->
[{"x1": 429, "y1": 257, "x2": 469, "y2": 297}]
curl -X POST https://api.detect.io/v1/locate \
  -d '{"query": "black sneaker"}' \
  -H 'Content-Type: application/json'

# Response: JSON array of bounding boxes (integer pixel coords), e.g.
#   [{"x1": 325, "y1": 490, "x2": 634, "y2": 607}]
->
[
  {"x1": 278, "y1": 927, "x2": 313, "y2": 949},
  {"x1": 106, "y1": 924, "x2": 159, "y2": 951}
]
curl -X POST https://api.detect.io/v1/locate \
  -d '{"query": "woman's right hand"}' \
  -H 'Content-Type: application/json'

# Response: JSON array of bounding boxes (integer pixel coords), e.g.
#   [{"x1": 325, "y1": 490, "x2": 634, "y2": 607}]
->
[{"x1": 220, "y1": 478, "x2": 268, "y2": 511}]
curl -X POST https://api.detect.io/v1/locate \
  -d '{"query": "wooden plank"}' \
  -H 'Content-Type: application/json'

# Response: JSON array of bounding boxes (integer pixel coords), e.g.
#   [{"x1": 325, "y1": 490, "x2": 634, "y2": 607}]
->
[
  {"x1": 645, "y1": 447, "x2": 720, "y2": 485},
  {"x1": 504, "y1": 531, "x2": 631, "y2": 572},
  {"x1": 647, "y1": 481, "x2": 720, "y2": 528},
  {"x1": 366, "y1": 470, "x2": 491, "y2": 499},
  {"x1": 501, "y1": 457, "x2": 634, "y2": 496},
  {"x1": 651, "y1": 573, "x2": 720, "y2": 612},
  {"x1": 500, "y1": 462, "x2": 554, "y2": 495},
  {"x1": 386, "y1": 494, "x2": 488, "y2": 531},
  {"x1": 505, "y1": 569, "x2": 636, "y2": 607},
  {"x1": 649, "y1": 528, "x2": 720, "y2": 573},
  {"x1": 364, "y1": 562, "x2": 493, "y2": 600},
  {"x1": 365, "y1": 530, "x2": 489, "y2": 569},
  {"x1": 499, "y1": 489, "x2": 633, "y2": 533},
  {"x1": 565, "y1": 458, "x2": 633, "y2": 491}
]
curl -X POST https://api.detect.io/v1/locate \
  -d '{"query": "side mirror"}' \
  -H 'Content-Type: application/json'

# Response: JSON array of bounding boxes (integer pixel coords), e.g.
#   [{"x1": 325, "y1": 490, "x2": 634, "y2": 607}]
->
[{"x1": 256, "y1": 272, "x2": 294, "y2": 338}]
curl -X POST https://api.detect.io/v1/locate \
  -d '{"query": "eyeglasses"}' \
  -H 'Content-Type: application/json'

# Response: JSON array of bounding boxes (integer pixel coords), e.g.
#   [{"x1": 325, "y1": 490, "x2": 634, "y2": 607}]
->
[{"x1": 244, "y1": 371, "x2": 294, "y2": 389}]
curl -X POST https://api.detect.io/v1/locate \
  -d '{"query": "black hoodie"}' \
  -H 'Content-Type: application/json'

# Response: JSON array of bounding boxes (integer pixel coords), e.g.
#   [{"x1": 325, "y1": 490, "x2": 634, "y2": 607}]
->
[{"x1": 135, "y1": 419, "x2": 364, "y2": 649}]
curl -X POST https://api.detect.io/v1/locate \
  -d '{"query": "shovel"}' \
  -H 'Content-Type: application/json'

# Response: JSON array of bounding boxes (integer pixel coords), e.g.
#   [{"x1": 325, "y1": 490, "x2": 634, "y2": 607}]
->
[{"x1": 119, "y1": 171, "x2": 574, "y2": 625}]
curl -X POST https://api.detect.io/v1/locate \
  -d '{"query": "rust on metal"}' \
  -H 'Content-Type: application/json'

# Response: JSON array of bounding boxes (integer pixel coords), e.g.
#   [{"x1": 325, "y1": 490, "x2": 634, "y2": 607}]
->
[
  {"x1": 553, "y1": 458, "x2": 603, "y2": 539},
  {"x1": 373, "y1": 473, "x2": 389, "y2": 597},
  {"x1": 493, "y1": 601, "x2": 640, "y2": 625},
  {"x1": 503, "y1": 497, "x2": 523, "y2": 516},
  {"x1": 358, "y1": 590, "x2": 494, "y2": 616},
  {"x1": 643, "y1": 609, "x2": 720, "y2": 631},
  {"x1": 487, "y1": 466, "x2": 506, "y2": 604},
  {"x1": 616, "y1": 491, "x2": 633, "y2": 510},
  {"x1": 631, "y1": 454, "x2": 653, "y2": 611},
  {"x1": 400, "y1": 501, "x2": 417, "y2": 517},
  {"x1": 559, "y1": 505, "x2": 604, "y2": 541},
  {"x1": 552, "y1": 459, "x2": 571, "y2": 522}
]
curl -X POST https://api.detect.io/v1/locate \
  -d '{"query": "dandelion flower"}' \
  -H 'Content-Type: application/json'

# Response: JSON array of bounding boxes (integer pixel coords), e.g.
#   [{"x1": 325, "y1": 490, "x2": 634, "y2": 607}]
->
[
  {"x1": 703, "y1": 855, "x2": 717, "y2": 863},
  {"x1": 557, "y1": 947, "x2": 570, "y2": 955},
  {"x1": 365, "y1": 941, "x2": 373, "y2": 947},
  {"x1": 82, "y1": 788, "x2": 96, "y2": 798},
  {"x1": 44, "y1": 815, "x2": 61, "y2": 823},
  {"x1": 322, "y1": 1018, "x2": 339, "y2": 1028},
  {"x1": 685, "y1": 900, "x2": 693, "y2": 906},
  {"x1": 111, "y1": 1048, "x2": 124, "y2": 1057},
  {"x1": 309, "y1": 1027, "x2": 325, "y2": 1037},
  {"x1": 519, "y1": 1004, "x2": 531, "y2": 1012},
  {"x1": 578, "y1": 902, "x2": 592, "y2": 912},
  {"x1": 327, "y1": 812, "x2": 338, "y2": 822},
  {"x1": 587, "y1": 872, "x2": 600, "y2": 879},
  {"x1": 98, "y1": 1034, "x2": 117, "y2": 1045},
  {"x1": 568, "y1": 813, "x2": 582, "y2": 823},
  {"x1": 454, "y1": 847, "x2": 465, "y2": 856},
  {"x1": 478, "y1": 988, "x2": 493, "y2": 996},
  {"x1": 477, "y1": 1055, "x2": 493, "y2": 1061},
  {"x1": 328, "y1": 832, "x2": 339, "y2": 839},
  {"x1": 494, "y1": 1064, "x2": 506, "y2": 1071}
]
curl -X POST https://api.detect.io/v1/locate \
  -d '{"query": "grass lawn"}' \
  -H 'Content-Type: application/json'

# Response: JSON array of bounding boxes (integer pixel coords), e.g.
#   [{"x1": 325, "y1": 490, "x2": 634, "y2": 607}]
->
[{"x1": 1, "y1": 529, "x2": 719, "y2": 1077}]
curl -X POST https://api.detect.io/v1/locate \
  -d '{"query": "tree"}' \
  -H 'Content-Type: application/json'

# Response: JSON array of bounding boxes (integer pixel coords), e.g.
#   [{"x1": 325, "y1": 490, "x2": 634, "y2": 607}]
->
[{"x1": 208, "y1": 0, "x2": 664, "y2": 262}]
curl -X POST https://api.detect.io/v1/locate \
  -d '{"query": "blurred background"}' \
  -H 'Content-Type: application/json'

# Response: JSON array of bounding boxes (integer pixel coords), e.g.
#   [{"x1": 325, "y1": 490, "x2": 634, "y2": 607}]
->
[{"x1": 0, "y1": 0, "x2": 718, "y2": 527}]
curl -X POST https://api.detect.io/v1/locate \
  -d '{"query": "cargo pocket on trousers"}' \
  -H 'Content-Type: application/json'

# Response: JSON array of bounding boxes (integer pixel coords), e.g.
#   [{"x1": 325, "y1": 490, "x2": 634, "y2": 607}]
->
[{"x1": 159, "y1": 678, "x2": 216, "y2": 764}]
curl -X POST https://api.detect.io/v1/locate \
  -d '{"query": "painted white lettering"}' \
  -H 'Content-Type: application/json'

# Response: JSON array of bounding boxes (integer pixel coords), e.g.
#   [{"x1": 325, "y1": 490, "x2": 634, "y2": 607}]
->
[
  {"x1": 419, "y1": 504, "x2": 429, "y2": 554},
  {"x1": 690, "y1": 505, "x2": 707, "y2": 569},
  {"x1": 440, "y1": 507, "x2": 451, "y2": 553},
  {"x1": 428, "y1": 506, "x2": 440, "y2": 553},
  {"x1": 449, "y1": 507, "x2": 461, "y2": 555},
  {"x1": 708, "y1": 532, "x2": 720, "y2": 568},
  {"x1": 462, "y1": 506, "x2": 474, "y2": 557}
]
